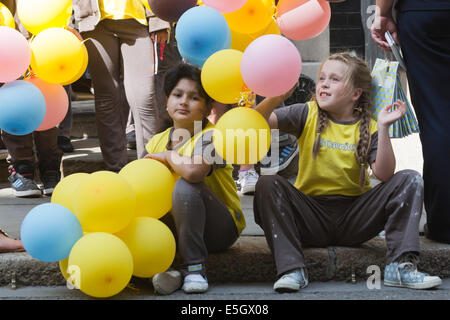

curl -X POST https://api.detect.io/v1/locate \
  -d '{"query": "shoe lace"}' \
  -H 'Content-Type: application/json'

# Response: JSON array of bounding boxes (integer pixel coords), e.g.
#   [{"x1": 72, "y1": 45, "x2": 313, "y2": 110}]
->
[
  {"x1": 280, "y1": 269, "x2": 306, "y2": 285},
  {"x1": 239, "y1": 169, "x2": 258, "y2": 182},
  {"x1": 396, "y1": 253, "x2": 424, "y2": 285}
]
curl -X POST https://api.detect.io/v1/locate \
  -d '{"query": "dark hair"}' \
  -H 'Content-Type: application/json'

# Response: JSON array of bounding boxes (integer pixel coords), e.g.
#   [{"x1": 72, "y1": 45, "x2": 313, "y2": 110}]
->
[{"x1": 163, "y1": 63, "x2": 214, "y2": 108}]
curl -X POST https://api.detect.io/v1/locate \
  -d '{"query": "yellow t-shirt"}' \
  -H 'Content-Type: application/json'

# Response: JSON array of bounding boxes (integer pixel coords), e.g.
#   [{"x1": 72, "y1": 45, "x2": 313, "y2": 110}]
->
[
  {"x1": 99, "y1": 0, "x2": 148, "y2": 25},
  {"x1": 277, "y1": 101, "x2": 378, "y2": 197},
  {"x1": 145, "y1": 122, "x2": 246, "y2": 235}
]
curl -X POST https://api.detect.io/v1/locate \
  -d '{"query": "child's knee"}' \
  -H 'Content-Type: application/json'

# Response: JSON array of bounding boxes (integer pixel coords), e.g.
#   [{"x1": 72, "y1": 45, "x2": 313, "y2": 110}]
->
[
  {"x1": 173, "y1": 178, "x2": 201, "y2": 200},
  {"x1": 255, "y1": 175, "x2": 284, "y2": 193},
  {"x1": 395, "y1": 169, "x2": 424, "y2": 192}
]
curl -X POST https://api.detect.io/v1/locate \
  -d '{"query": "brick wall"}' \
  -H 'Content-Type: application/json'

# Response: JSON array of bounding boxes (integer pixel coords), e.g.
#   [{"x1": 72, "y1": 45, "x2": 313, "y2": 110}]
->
[{"x1": 329, "y1": 1, "x2": 365, "y2": 57}]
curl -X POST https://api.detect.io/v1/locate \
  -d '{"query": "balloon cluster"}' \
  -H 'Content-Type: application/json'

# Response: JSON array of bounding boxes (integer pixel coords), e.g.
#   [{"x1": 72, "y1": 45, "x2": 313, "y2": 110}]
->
[
  {"x1": 0, "y1": 0, "x2": 87, "y2": 136},
  {"x1": 147, "y1": 0, "x2": 331, "y2": 164},
  {"x1": 20, "y1": 159, "x2": 177, "y2": 298}
]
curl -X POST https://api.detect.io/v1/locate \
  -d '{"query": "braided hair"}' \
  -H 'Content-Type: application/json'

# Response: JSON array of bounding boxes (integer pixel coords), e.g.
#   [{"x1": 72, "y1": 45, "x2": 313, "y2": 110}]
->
[{"x1": 312, "y1": 52, "x2": 374, "y2": 190}]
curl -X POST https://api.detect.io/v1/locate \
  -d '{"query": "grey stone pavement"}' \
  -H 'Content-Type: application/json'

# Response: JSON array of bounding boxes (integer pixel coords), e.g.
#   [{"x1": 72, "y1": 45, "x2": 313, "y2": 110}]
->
[{"x1": 0, "y1": 279, "x2": 449, "y2": 300}]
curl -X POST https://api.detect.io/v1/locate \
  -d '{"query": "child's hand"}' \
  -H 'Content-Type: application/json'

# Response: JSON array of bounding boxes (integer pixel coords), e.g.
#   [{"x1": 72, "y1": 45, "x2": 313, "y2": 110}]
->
[
  {"x1": 279, "y1": 82, "x2": 298, "y2": 101},
  {"x1": 144, "y1": 152, "x2": 171, "y2": 169},
  {"x1": 377, "y1": 100, "x2": 406, "y2": 129}
]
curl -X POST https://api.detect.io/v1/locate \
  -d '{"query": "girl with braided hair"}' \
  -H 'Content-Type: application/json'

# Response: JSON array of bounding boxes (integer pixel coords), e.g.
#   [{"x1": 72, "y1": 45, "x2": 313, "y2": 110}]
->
[{"x1": 253, "y1": 52, "x2": 442, "y2": 292}]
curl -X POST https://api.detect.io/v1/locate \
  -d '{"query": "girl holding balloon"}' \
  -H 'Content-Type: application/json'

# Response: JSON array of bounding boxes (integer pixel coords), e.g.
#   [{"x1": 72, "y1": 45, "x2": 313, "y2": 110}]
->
[
  {"x1": 144, "y1": 63, "x2": 245, "y2": 294},
  {"x1": 253, "y1": 52, "x2": 442, "y2": 292}
]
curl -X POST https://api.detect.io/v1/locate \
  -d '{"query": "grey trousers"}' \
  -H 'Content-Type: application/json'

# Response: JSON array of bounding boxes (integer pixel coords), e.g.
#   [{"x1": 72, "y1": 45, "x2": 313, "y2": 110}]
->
[
  {"x1": 161, "y1": 178, "x2": 239, "y2": 277},
  {"x1": 253, "y1": 170, "x2": 423, "y2": 277},
  {"x1": 82, "y1": 19, "x2": 159, "y2": 171},
  {"x1": 126, "y1": 26, "x2": 182, "y2": 134}
]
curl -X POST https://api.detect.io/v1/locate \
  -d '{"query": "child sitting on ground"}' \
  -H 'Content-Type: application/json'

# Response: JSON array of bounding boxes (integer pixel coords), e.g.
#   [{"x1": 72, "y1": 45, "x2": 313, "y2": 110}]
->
[
  {"x1": 253, "y1": 52, "x2": 442, "y2": 292},
  {"x1": 145, "y1": 63, "x2": 245, "y2": 294}
]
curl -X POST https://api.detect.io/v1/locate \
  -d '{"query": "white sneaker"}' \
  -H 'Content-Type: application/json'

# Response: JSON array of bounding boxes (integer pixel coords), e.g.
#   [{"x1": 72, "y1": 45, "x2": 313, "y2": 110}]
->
[
  {"x1": 238, "y1": 169, "x2": 259, "y2": 195},
  {"x1": 182, "y1": 274, "x2": 209, "y2": 294},
  {"x1": 273, "y1": 268, "x2": 309, "y2": 293},
  {"x1": 384, "y1": 261, "x2": 442, "y2": 290},
  {"x1": 152, "y1": 269, "x2": 182, "y2": 295}
]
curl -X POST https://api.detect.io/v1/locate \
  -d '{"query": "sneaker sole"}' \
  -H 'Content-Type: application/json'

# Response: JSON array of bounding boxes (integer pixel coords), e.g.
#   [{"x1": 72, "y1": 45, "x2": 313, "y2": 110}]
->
[
  {"x1": 43, "y1": 188, "x2": 54, "y2": 196},
  {"x1": 274, "y1": 285, "x2": 300, "y2": 293},
  {"x1": 182, "y1": 283, "x2": 209, "y2": 294},
  {"x1": 384, "y1": 278, "x2": 442, "y2": 290},
  {"x1": 273, "y1": 278, "x2": 308, "y2": 293},
  {"x1": 12, "y1": 189, "x2": 42, "y2": 198},
  {"x1": 260, "y1": 145, "x2": 299, "y2": 176}
]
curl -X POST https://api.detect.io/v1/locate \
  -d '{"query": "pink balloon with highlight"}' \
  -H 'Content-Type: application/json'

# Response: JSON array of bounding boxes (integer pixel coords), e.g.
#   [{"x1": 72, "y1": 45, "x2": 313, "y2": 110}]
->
[
  {"x1": 24, "y1": 76, "x2": 69, "y2": 131},
  {"x1": 203, "y1": 0, "x2": 248, "y2": 13},
  {"x1": 241, "y1": 34, "x2": 302, "y2": 97},
  {"x1": 277, "y1": 0, "x2": 331, "y2": 40},
  {"x1": 0, "y1": 26, "x2": 31, "y2": 83}
]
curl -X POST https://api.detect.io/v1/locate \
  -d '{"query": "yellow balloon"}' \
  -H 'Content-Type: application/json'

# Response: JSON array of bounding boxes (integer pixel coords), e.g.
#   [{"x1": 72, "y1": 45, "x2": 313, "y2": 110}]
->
[
  {"x1": 73, "y1": 171, "x2": 136, "y2": 233},
  {"x1": 59, "y1": 257, "x2": 69, "y2": 280},
  {"x1": 51, "y1": 173, "x2": 90, "y2": 213},
  {"x1": 30, "y1": 28, "x2": 85, "y2": 84},
  {"x1": 119, "y1": 159, "x2": 175, "y2": 219},
  {"x1": 201, "y1": 49, "x2": 246, "y2": 104},
  {"x1": 17, "y1": 0, "x2": 72, "y2": 35},
  {"x1": 68, "y1": 233, "x2": 134, "y2": 298},
  {"x1": 224, "y1": 0, "x2": 275, "y2": 34},
  {"x1": 230, "y1": 18, "x2": 280, "y2": 52},
  {"x1": 60, "y1": 44, "x2": 89, "y2": 86},
  {"x1": 0, "y1": 3, "x2": 15, "y2": 29},
  {"x1": 213, "y1": 107, "x2": 271, "y2": 165},
  {"x1": 116, "y1": 217, "x2": 176, "y2": 278}
]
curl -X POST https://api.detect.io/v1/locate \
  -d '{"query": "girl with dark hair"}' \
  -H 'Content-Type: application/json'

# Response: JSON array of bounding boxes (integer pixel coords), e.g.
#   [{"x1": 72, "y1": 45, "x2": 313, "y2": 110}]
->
[
  {"x1": 145, "y1": 63, "x2": 245, "y2": 294},
  {"x1": 253, "y1": 52, "x2": 442, "y2": 292}
]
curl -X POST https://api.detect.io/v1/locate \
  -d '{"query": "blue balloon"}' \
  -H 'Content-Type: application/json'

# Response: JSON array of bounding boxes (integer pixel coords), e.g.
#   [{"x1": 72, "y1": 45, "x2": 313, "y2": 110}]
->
[
  {"x1": 0, "y1": 80, "x2": 46, "y2": 135},
  {"x1": 20, "y1": 203, "x2": 83, "y2": 263},
  {"x1": 175, "y1": 6, "x2": 231, "y2": 67},
  {"x1": 178, "y1": 45, "x2": 206, "y2": 67}
]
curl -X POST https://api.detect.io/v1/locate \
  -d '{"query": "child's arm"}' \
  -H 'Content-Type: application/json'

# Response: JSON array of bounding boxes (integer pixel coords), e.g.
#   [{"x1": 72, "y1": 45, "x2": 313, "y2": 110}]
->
[
  {"x1": 145, "y1": 152, "x2": 212, "y2": 183},
  {"x1": 370, "y1": 100, "x2": 406, "y2": 182},
  {"x1": 253, "y1": 96, "x2": 283, "y2": 129},
  {"x1": 253, "y1": 85, "x2": 298, "y2": 129}
]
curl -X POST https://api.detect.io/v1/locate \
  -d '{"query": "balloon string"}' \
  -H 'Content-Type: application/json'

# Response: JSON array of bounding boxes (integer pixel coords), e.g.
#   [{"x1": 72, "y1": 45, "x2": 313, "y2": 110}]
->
[
  {"x1": 81, "y1": 38, "x2": 92, "y2": 45},
  {"x1": 272, "y1": 3, "x2": 279, "y2": 19},
  {"x1": 238, "y1": 91, "x2": 256, "y2": 108}
]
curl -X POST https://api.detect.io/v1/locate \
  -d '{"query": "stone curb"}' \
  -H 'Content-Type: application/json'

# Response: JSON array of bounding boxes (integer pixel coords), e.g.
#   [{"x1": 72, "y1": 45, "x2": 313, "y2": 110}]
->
[{"x1": 1, "y1": 236, "x2": 449, "y2": 287}]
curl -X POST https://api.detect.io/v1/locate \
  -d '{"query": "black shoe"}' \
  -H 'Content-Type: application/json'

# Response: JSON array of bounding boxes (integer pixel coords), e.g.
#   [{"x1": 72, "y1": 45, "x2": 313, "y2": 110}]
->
[
  {"x1": 40, "y1": 169, "x2": 61, "y2": 196},
  {"x1": 57, "y1": 136, "x2": 74, "y2": 153},
  {"x1": 8, "y1": 168, "x2": 42, "y2": 198},
  {"x1": 126, "y1": 131, "x2": 136, "y2": 150},
  {"x1": 260, "y1": 135, "x2": 299, "y2": 176}
]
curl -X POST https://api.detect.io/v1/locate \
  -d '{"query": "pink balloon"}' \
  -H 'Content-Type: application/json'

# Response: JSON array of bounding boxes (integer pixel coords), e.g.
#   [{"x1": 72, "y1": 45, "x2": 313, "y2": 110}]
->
[
  {"x1": 277, "y1": 0, "x2": 309, "y2": 15},
  {"x1": 203, "y1": 0, "x2": 248, "y2": 13},
  {"x1": 24, "y1": 76, "x2": 69, "y2": 131},
  {"x1": 241, "y1": 34, "x2": 302, "y2": 97},
  {"x1": 277, "y1": 0, "x2": 331, "y2": 40},
  {"x1": 0, "y1": 26, "x2": 31, "y2": 83}
]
